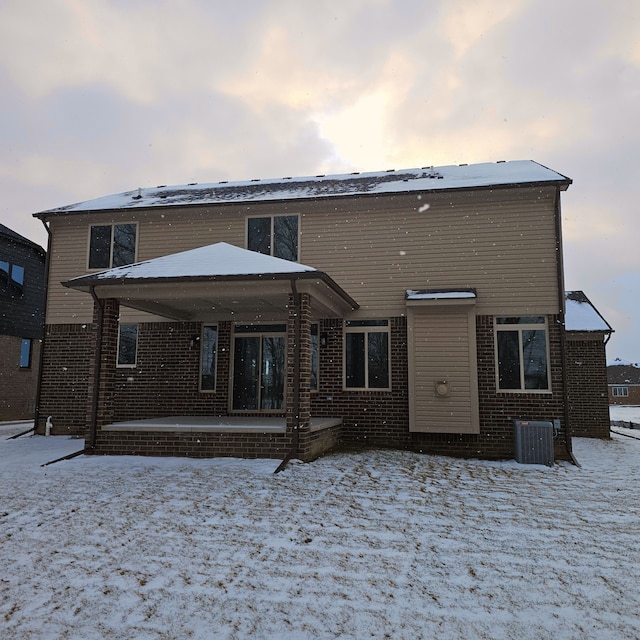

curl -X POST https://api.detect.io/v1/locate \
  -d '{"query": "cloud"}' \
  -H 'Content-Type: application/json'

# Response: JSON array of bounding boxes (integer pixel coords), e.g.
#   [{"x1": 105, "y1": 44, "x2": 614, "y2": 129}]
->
[{"x1": 0, "y1": 0, "x2": 639, "y2": 358}]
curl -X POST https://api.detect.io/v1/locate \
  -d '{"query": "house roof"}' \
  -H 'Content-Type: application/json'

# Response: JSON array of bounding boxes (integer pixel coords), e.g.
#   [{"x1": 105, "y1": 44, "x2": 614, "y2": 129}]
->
[
  {"x1": 0, "y1": 223, "x2": 45, "y2": 255},
  {"x1": 607, "y1": 361, "x2": 640, "y2": 385},
  {"x1": 565, "y1": 291, "x2": 612, "y2": 333},
  {"x1": 34, "y1": 160, "x2": 571, "y2": 217},
  {"x1": 63, "y1": 242, "x2": 358, "y2": 320}
]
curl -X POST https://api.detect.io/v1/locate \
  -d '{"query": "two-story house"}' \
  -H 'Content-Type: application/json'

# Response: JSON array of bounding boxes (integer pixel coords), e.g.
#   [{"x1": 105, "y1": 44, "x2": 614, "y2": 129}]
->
[
  {"x1": 0, "y1": 223, "x2": 46, "y2": 421},
  {"x1": 33, "y1": 160, "x2": 575, "y2": 462}
]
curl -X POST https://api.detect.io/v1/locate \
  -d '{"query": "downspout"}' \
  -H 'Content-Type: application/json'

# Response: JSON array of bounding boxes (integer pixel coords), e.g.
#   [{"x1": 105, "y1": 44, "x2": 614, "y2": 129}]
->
[
  {"x1": 88, "y1": 285, "x2": 104, "y2": 450},
  {"x1": 274, "y1": 278, "x2": 301, "y2": 473},
  {"x1": 554, "y1": 188, "x2": 579, "y2": 466},
  {"x1": 33, "y1": 219, "x2": 52, "y2": 434}
]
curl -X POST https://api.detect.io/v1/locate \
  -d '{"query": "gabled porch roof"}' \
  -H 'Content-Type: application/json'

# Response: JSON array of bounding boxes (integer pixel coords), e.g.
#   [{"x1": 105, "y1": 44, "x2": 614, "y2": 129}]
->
[{"x1": 63, "y1": 242, "x2": 359, "y2": 320}]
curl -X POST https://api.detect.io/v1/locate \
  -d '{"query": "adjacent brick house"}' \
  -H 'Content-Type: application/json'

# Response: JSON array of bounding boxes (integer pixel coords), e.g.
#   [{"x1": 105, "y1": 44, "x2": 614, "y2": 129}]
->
[
  {"x1": 34, "y1": 160, "x2": 578, "y2": 461},
  {"x1": 564, "y1": 291, "x2": 613, "y2": 438},
  {"x1": 0, "y1": 223, "x2": 46, "y2": 420},
  {"x1": 607, "y1": 360, "x2": 640, "y2": 405}
]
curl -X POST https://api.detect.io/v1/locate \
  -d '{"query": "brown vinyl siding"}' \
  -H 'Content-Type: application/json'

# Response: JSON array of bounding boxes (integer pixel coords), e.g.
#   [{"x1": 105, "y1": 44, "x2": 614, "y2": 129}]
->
[
  {"x1": 44, "y1": 186, "x2": 560, "y2": 324},
  {"x1": 408, "y1": 306, "x2": 479, "y2": 434}
]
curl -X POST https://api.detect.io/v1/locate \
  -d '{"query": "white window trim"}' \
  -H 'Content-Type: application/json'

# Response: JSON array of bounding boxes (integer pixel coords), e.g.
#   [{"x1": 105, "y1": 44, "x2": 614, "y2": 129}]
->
[
  {"x1": 116, "y1": 323, "x2": 138, "y2": 368},
  {"x1": 494, "y1": 317, "x2": 551, "y2": 393},
  {"x1": 245, "y1": 214, "x2": 301, "y2": 262},
  {"x1": 311, "y1": 322, "x2": 319, "y2": 393},
  {"x1": 612, "y1": 386, "x2": 629, "y2": 398},
  {"x1": 87, "y1": 222, "x2": 138, "y2": 271},
  {"x1": 343, "y1": 319, "x2": 392, "y2": 392},
  {"x1": 199, "y1": 324, "x2": 218, "y2": 393}
]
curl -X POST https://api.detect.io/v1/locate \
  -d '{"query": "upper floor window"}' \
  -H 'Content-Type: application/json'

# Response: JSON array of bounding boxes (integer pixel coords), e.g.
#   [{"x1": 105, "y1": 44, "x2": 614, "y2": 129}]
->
[
  {"x1": 0, "y1": 260, "x2": 25, "y2": 297},
  {"x1": 495, "y1": 316, "x2": 550, "y2": 392},
  {"x1": 89, "y1": 223, "x2": 137, "y2": 269},
  {"x1": 247, "y1": 215, "x2": 299, "y2": 262},
  {"x1": 344, "y1": 319, "x2": 390, "y2": 390}
]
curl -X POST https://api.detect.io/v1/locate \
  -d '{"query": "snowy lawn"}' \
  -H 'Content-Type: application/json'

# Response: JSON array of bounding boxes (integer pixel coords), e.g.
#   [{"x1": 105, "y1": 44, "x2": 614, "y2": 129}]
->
[
  {"x1": 1, "y1": 428, "x2": 639, "y2": 640},
  {"x1": 609, "y1": 404, "x2": 640, "y2": 425}
]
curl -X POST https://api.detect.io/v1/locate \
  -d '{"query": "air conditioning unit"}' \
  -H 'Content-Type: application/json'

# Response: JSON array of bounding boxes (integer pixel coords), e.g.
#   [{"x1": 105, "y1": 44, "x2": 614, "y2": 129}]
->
[{"x1": 513, "y1": 420, "x2": 554, "y2": 466}]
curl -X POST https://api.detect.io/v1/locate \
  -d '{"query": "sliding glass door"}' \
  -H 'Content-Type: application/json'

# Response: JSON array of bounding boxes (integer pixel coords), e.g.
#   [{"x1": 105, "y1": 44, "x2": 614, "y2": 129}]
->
[{"x1": 232, "y1": 325, "x2": 286, "y2": 411}]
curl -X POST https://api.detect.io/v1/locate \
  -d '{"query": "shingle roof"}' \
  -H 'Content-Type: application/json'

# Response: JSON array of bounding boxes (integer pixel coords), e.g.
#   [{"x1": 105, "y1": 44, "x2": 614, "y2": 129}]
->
[
  {"x1": 34, "y1": 160, "x2": 571, "y2": 217},
  {"x1": 608, "y1": 363, "x2": 640, "y2": 385}
]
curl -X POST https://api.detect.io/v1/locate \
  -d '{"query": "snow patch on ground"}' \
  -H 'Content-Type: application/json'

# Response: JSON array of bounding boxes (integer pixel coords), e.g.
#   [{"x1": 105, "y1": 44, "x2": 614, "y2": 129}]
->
[{"x1": 1, "y1": 428, "x2": 639, "y2": 639}]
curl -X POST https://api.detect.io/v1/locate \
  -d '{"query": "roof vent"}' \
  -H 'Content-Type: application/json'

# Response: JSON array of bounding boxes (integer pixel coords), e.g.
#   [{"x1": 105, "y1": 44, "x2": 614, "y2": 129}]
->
[
  {"x1": 188, "y1": 182, "x2": 198, "y2": 186},
  {"x1": 132, "y1": 188, "x2": 142, "y2": 200}
]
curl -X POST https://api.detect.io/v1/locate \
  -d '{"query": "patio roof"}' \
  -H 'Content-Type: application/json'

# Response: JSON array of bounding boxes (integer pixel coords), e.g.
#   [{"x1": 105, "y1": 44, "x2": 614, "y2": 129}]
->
[{"x1": 63, "y1": 242, "x2": 359, "y2": 320}]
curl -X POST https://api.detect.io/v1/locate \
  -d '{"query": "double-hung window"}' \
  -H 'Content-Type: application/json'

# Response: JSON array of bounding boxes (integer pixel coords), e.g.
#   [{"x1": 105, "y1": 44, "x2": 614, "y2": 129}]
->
[
  {"x1": 200, "y1": 325, "x2": 218, "y2": 391},
  {"x1": 117, "y1": 323, "x2": 138, "y2": 367},
  {"x1": 247, "y1": 215, "x2": 299, "y2": 262},
  {"x1": 89, "y1": 223, "x2": 137, "y2": 269},
  {"x1": 495, "y1": 317, "x2": 550, "y2": 391},
  {"x1": 344, "y1": 320, "x2": 390, "y2": 390}
]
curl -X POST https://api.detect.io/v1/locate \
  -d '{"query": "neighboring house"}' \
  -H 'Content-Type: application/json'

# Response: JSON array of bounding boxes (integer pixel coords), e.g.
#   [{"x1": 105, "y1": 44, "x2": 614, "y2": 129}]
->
[
  {"x1": 33, "y1": 160, "x2": 576, "y2": 462},
  {"x1": 607, "y1": 360, "x2": 640, "y2": 405},
  {"x1": 564, "y1": 290, "x2": 613, "y2": 438},
  {"x1": 0, "y1": 223, "x2": 46, "y2": 421}
]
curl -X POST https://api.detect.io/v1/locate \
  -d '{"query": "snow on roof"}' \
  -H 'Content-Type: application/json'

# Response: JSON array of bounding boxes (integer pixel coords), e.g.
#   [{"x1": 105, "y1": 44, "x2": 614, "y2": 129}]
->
[
  {"x1": 66, "y1": 242, "x2": 316, "y2": 286},
  {"x1": 565, "y1": 291, "x2": 612, "y2": 332},
  {"x1": 36, "y1": 160, "x2": 571, "y2": 216},
  {"x1": 406, "y1": 289, "x2": 477, "y2": 300}
]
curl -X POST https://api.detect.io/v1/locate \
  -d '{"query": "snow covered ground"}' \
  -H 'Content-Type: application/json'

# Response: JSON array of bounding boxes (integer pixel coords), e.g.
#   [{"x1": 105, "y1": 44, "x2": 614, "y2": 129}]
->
[
  {"x1": 609, "y1": 404, "x2": 640, "y2": 424},
  {"x1": 1, "y1": 425, "x2": 639, "y2": 639}
]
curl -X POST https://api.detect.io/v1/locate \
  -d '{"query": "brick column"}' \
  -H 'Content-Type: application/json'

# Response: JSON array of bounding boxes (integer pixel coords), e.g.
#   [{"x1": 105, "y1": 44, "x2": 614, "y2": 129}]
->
[
  {"x1": 286, "y1": 292, "x2": 311, "y2": 437},
  {"x1": 86, "y1": 297, "x2": 119, "y2": 447}
]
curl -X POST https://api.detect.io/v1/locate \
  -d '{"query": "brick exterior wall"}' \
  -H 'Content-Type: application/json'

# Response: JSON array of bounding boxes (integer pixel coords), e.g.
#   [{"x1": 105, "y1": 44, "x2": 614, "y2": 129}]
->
[
  {"x1": 38, "y1": 311, "x2": 570, "y2": 461},
  {"x1": 0, "y1": 335, "x2": 41, "y2": 420},
  {"x1": 37, "y1": 323, "x2": 94, "y2": 434},
  {"x1": 566, "y1": 336, "x2": 610, "y2": 438},
  {"x1": 310, "y1": 314, "x2": 569, "y2": 461},
  {"x1": 608, "y1": 385, "x2": 640, "y2": 405}
]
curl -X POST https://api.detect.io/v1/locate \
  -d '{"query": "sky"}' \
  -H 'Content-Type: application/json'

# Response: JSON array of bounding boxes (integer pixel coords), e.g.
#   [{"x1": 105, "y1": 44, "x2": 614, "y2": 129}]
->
[{"x1": 1, "y1": 0, "x2": 638, "y2": 361}]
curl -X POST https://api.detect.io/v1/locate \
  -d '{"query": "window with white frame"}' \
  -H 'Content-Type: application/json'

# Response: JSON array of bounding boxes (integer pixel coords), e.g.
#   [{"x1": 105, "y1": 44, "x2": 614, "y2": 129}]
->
[
  {"x1": 495, "y1": 316, "x2": 550, "y2": 391},
  {"x1": 344, "y1": 320, "x2": 390, "y2": 390},
  {"x1": 612, "y1": 386, "x2": 629, "y2": 397},
  {"x1": 310, "y1": 322, "x2": 319, "y2": 391},
  {"x1": 200, "y1": 324, "x2": 218, "y2": 392},
  {"x1": 117, "y1": 323, "x2": 138, "y2": 367},
  {"x1": 89, "y1": 223, "x2": 137, "y2": 269},
  {"x1": 247, "y1": 215, "x2": 299, "y2": 262}
]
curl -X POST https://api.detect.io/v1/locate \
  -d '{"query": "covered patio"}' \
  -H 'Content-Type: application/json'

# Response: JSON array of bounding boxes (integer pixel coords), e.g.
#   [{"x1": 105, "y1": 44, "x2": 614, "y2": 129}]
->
[{"x1": 63, "y1": 242, "x2": 358, "y2": 461}]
